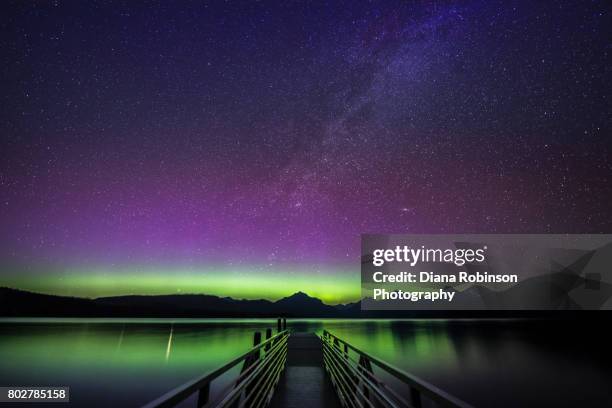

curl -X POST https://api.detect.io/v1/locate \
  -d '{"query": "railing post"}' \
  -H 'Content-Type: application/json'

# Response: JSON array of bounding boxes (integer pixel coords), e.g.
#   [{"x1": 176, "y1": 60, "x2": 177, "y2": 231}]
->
[
  {"x1": 277, "y1": 318, "x2": 282, "y2": 333},
  {"x1": 265, "y1": 328, "x2": 272, "y2": 351},
  {"x1": 240, "y1": 332, "x2": 262, "y2": 374},
  {"x1": 358, "y1": 355, "x2": 373, "y2": 404},
  {"x1": 236, "y1": 331, "x2": 262, "y2": 406},
  {"x1": 196, "y1": 382, "x2": 210, "y2": 408},
  {"x1": 253, "y1": 331, "x2": 262, "y2": 354},
  {"x1": 282, "y1": 318, "x2": 287, "y2": 330},
  {"x1": 411, "y1": 387, "x2": 422, "y2": 408}
]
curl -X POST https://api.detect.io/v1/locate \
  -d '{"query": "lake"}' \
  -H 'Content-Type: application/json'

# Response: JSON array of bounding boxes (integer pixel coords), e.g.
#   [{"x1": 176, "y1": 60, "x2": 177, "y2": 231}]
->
[{"x1": 0, "y1": 318, "x2": 610, "y2": 407}]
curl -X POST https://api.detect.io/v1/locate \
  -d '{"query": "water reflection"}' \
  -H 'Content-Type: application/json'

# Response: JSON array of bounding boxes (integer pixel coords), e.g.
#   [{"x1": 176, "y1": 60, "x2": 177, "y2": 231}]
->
[
  {"x1": 165, "y1": 323, "x2": 174, "y2": 362},
  {"x1": 0, "y1": 319, "x2": 609, "y2": 407}
]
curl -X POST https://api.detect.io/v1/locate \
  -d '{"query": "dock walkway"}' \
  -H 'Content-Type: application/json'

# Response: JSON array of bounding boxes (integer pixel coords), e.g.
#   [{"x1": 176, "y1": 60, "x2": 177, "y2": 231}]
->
[
  {"x1": 142, "y1": 323, "x2": 473, "y2": 408},
  {"x1": 270, "y1": 332, "x2": 339, "y2": 408}
]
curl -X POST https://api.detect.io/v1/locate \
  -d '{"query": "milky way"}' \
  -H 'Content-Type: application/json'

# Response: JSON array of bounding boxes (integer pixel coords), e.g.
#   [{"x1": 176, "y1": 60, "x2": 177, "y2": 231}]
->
[{"x1": 1, "y1": 1, "x2": 610, "y2": 302}]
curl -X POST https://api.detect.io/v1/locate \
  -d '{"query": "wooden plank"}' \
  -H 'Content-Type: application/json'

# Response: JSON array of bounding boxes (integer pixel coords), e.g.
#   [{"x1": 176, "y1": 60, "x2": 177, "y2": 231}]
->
[
  {"x1": 270, "y1": 333, "x2": 340, "y2": 408},
  {"x1": 286, "y1": 332, "x2": 323, "y2": 366}
]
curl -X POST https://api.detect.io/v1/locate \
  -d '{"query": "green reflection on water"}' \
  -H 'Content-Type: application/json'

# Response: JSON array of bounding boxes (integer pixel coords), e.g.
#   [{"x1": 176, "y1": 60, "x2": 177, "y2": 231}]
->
[
  {"x1": 0, "y1": 319, "x2": 458, "y2": 374},
  {"x1": 0, "y1": 319, "x2": 282, "y2": 406},
  {"x1": 1, "y1": 321, "x2": 262, "y2": 372},
  {"x1": 0, "y1": 318, "x2": 461, "y2": 406},
  {"x1": 314, "y1": 319, "x2": 457, "y2": 372}
]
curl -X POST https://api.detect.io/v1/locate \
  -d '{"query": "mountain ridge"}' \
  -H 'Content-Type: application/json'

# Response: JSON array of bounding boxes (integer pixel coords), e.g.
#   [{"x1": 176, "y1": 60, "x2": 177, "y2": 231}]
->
[
  {"x1": 0, "y1": 286, "x2": 579, "y2": 318},
  {"x1": 0, "y1": 287, "x2": 359, "y2": 317}
]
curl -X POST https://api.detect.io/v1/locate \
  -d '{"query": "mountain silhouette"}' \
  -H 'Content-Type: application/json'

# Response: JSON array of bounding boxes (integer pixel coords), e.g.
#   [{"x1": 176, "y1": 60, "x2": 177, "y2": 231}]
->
[
  {"x1": 274, "y1": 291, "x2": 338, "y2": 316},
  {"x1": 0, "y1": 287, "x2": 583, "y2": 318},
  {"x1": 0, "y1": 287, "x2": 357, "y2": 318}
]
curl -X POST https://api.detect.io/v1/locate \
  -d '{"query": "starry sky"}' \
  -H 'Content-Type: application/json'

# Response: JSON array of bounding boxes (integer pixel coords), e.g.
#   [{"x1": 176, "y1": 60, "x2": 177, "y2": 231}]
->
[{"x1": 1, "y1": 1, "x2": 610, "y2": 303}]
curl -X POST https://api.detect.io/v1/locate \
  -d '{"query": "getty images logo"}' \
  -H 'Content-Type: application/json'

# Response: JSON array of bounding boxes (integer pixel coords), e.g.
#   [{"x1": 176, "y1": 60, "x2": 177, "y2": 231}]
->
[{"x1": 371, "y1": 245, "x2": 487, "y2": 267}]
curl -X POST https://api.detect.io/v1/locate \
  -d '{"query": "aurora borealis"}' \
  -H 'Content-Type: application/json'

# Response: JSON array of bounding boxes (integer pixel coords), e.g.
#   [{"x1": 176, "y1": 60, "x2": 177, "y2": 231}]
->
[
  {"x1": 1, "y1": 1, "x2": 610, "y2": 304},
  {"x1": 1, "y1": 267, "x2": 359, "y2": 304}
]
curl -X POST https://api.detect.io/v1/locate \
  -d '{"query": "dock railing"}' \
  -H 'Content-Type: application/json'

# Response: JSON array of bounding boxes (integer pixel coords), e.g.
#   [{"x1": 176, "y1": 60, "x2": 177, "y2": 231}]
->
[
  {"x1": 143, "y1": 328, "x2": 289, "y2": 408},
  {"x1": 321, "y1": 330, "x2": 473, "y2": 408}
]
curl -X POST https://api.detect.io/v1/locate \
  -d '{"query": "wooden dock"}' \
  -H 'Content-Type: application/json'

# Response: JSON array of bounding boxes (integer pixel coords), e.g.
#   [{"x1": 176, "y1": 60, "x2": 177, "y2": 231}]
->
[
  {"x1": 142, "y1": 320, "x2": 473, "y2": 408},
  {"x1": 269, "y1": 333, "x2": 339, "y2": 408}
]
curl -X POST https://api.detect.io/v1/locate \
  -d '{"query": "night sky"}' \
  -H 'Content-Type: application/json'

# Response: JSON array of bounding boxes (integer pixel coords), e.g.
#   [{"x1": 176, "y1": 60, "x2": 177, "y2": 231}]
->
[{"x1": 1, "y1": 1, "x2": 610, "y2": 303}]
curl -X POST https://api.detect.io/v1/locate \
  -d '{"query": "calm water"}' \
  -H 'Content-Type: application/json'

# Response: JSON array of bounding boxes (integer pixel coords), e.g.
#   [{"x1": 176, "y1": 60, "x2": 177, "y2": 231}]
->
[{"x1": 0, "y1": 318, "x2": 610, "y2": 407}]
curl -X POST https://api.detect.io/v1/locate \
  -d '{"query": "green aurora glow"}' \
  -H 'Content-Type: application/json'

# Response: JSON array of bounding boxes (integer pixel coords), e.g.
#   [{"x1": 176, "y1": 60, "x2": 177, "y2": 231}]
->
[{"x1": 1, "y1": 266, "x2": 361, "y2": 304}]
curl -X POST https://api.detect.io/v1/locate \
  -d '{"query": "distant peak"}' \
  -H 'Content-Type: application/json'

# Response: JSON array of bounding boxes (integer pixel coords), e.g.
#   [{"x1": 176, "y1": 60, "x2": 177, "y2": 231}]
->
[
  {"x1": 286, "y1": 291, "x2": 312, "y2": 299},
  {"x1": 276, "y1": 291, "x2": 320, "y2": 302}
]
